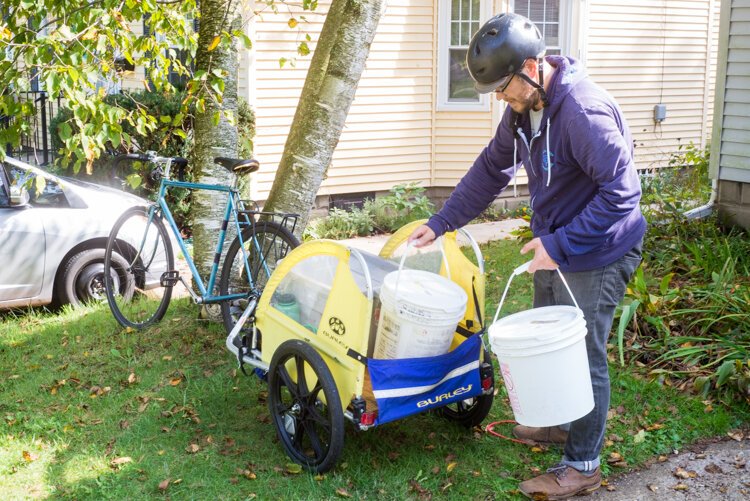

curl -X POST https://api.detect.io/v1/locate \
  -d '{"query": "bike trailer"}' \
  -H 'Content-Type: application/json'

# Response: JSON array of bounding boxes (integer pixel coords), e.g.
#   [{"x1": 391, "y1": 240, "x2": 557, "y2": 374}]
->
[{"x1": 242, "y1": 220, "x2": 494, "y2": 472}]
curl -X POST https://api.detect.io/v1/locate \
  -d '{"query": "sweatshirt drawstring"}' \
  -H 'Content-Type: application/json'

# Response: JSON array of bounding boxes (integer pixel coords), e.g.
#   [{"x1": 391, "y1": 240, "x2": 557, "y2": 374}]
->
[
  {"x1": 545, "y1": 117, "x2": 552, "y2": 187},
  {"x1": 513, "y1": 137, "x2": 518, "y2": 197}
]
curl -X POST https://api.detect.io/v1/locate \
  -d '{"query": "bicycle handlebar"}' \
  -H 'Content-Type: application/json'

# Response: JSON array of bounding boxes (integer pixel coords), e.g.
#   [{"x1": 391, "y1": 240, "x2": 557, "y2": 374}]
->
[{"x1": 113, "y1": 152, "x2": 189, "y2": 181}]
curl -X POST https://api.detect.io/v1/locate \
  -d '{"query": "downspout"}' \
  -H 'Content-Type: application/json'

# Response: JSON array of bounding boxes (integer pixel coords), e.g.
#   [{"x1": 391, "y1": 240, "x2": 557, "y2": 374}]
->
[{"x1": 684, "y1": 179, "x2": 717, "y2": 220}]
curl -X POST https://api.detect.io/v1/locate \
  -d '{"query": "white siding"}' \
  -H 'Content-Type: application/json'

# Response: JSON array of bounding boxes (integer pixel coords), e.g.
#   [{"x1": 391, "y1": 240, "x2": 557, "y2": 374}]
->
[
  {"x1": 247, "y1": 0, "x2": 435, "y2": 200},
  {"x1": 586, "y1": 0, "x2": 718, "y2": 170},
  {"x1": 713, "y1": 0, "x2": 750, "y2": 176}
]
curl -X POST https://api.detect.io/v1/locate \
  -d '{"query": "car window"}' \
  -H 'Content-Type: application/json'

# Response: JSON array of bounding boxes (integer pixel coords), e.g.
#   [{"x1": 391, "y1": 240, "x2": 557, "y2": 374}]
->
[
  {"x1": 10, "y1": 166, "x2": 70, "y2": 208},
  {"x1": 0, "y1": 163, "x2": 9, "y2": 206}
]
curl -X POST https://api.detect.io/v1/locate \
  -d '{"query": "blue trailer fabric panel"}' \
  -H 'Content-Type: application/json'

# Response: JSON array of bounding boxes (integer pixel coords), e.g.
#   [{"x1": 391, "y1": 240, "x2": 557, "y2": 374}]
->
[{"x1": 367, "y1": 335, "x2": 483, "y2": 425}]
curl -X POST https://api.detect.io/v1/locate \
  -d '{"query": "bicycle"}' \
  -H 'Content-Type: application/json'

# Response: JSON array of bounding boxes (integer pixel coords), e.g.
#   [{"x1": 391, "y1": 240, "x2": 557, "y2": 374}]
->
[{"x1": 103, "y1": 152, "x2": 300, "y2": 332}]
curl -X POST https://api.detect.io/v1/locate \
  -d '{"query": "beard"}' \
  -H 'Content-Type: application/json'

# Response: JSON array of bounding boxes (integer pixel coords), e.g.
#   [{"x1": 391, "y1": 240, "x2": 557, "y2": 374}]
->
[{"x1": 506, "y1": 88, "x2": 543, "y2": 114}]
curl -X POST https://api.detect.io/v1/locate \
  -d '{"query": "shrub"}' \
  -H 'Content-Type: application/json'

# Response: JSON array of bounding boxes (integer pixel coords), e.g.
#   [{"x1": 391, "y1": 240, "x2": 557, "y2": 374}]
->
[
  {"x1": 305, "y1": 207, "x2": 373, "y2": 240},
  {"x1": 366, "y1": 182, "x2": 434, "y2": 233},
  {"x1": 49, "y1": 90, "x2": 255, "y2": 233}
]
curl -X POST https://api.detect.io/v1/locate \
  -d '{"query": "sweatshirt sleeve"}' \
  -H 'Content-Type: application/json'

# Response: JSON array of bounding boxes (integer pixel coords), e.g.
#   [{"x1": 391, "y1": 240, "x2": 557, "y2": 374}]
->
[
  {"x1": 426, "y1": 112, "x2": 519, "y2": 237},
  {"x1": 540, "y1": 106, "x2": 641, "y2": 265}
]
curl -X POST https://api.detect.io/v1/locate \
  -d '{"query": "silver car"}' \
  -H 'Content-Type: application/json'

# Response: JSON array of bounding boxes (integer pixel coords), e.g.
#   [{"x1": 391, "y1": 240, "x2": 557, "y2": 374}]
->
[{"x1": 0, "y1": 156, "x2": 150, "y2": 309}]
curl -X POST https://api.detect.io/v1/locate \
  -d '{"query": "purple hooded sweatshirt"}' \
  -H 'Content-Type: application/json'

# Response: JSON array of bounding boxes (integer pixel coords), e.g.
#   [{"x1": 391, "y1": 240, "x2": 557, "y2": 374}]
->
[{"x1": 426, "y1": 56, "x2": 646, "y2": 272}]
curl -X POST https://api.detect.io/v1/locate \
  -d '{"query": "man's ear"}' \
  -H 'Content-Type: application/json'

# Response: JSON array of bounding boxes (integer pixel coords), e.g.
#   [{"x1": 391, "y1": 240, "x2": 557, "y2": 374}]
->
[{"x1": 524, "y1": 58, "x2": 539, "y2": 78}]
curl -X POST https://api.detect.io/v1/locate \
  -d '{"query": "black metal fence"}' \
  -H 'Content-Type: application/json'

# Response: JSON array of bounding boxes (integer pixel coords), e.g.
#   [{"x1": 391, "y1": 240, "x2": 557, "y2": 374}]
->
[{"x1": 1, "y1": 91, "x2": 64, "y2": 166}]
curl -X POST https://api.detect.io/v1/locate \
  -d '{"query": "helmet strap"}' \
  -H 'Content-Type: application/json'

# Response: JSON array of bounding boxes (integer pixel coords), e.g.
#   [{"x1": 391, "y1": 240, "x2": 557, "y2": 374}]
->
[{"x1": 516, "y1": 58, "x2": 549, "y2": 108}]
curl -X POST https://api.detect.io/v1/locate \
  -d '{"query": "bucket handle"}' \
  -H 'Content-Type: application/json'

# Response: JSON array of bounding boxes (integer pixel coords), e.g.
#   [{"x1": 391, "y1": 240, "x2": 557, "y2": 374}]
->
[
  {"x1": 492, "y1": 261, "x2": 580, "y2": 324},
  {"x1": 394, "y1": 238, "x2": 451, "y2": 303}
]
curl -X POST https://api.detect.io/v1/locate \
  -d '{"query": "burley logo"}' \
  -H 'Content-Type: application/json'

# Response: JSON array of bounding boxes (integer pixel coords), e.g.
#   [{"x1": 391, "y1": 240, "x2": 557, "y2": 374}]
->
[
  {"x1": 416, "y1": 385, "x2": 473, "y2": 408},
  {"x1": 328, "y1": 317, "x2": 346, "y2": 336}
]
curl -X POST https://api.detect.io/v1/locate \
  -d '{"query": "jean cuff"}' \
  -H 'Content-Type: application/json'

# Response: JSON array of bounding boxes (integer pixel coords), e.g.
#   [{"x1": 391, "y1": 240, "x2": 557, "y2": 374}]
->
[{"x1": 561, "y1": 455, "x2": 600, "y2": 473}]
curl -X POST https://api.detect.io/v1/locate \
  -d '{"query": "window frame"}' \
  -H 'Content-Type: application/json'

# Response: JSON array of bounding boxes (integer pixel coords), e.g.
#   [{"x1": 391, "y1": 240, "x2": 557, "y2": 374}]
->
[
  {"x1": 511, "y1": 0, "x2": 574, "y2": 57},
  {"x1": 436, "y1": 0, "x2": 493, "y2": 112}
]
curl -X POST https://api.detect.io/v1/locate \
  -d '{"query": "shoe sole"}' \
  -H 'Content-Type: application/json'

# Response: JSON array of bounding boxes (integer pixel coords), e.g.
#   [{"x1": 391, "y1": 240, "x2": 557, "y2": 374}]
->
[{"x1": 520, "y1": 483, "x2": 600, "y2": 500}]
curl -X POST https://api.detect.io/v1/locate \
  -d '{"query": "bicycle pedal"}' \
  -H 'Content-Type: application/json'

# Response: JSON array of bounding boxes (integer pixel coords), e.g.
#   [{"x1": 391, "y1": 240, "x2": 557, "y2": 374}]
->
[{"x1": 160, "y1": 270, "x2": 180, "y2": 287}]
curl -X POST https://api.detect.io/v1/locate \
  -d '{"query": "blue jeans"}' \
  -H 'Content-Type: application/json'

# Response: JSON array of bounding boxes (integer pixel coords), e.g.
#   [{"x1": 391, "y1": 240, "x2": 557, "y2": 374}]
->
[{"x1": 532, "y1": 241, "x2": 642, "y2": 472}]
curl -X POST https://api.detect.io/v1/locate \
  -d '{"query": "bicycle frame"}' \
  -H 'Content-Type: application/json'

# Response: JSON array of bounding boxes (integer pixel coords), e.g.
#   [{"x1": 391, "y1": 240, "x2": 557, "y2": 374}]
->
[{"x1": 144, "y1": 176, "x2": 264, "y2": 304}]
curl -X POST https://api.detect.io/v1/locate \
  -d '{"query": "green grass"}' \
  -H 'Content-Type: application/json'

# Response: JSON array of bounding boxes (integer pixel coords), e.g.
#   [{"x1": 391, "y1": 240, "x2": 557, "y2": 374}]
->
[{"x1": 1, "y1": 238, "x2": 747, "y2": 500}]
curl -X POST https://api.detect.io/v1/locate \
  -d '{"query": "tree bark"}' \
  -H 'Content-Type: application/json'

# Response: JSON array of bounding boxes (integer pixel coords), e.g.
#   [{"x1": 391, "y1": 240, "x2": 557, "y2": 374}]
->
[
  {"x1": 191, "y1": 0, "x2": 242, "y2": 288},
  {"x1": 262, "y1": 0, "x2": 386, "y2": 237}
]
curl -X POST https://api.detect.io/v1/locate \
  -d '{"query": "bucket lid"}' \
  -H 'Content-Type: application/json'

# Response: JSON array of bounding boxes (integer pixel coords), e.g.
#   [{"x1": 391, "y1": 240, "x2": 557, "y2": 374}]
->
[
  {"x1": 381, "y1": 269, "x2": 467, "y2": 316},
  {"x1": 489, "y1": 305, "x2": 584, "y2": 343}
]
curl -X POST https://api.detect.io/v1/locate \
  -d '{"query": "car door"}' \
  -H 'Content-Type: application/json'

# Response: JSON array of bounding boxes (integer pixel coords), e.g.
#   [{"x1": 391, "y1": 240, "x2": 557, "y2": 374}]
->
[{"x1": 0, "y1": 163, "x2": 46, "y2": 302}]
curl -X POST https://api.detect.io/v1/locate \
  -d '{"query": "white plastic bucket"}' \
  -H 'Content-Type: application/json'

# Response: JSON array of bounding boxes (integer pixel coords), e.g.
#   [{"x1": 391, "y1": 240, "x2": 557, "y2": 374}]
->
[
  {"x1": 488, "y1": 262, "x2": 594, "y2": 427},
  {"x1": 373, "y1": 240, "x2": 467, "y2": 359}
]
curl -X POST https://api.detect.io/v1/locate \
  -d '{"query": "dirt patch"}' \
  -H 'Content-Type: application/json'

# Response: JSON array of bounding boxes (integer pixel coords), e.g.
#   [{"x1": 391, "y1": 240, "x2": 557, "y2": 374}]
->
[{"x1": 582, "y1": 435, "x2": 749, "y2": 500}]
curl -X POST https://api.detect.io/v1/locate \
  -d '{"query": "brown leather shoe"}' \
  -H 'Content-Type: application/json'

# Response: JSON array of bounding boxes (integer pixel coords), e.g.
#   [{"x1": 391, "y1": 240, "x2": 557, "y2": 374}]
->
[
  {"x1": 512, "y1": 425, "x2": 569, "y2": 445},
  {"x1": 519, "y1": 465, "x2": 601, "y2": 500}
]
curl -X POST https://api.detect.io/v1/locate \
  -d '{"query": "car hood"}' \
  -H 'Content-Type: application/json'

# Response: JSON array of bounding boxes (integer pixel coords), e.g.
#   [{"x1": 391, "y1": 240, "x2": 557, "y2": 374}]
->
[{"x1": 61, "y1": 177, "x2": 149, "y2": 209}]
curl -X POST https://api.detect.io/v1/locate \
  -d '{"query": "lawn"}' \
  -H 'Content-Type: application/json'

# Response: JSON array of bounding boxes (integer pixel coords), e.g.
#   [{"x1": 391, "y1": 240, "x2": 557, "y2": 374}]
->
[{"x1": 1, "y1": 238, "x2": 747, "y2": 500}]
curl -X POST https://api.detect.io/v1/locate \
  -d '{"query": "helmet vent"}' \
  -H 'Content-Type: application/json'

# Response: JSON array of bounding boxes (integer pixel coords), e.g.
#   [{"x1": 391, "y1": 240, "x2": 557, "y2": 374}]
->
[{"x1": 487, "y1": 29, "x2": 498, "y2": 36}]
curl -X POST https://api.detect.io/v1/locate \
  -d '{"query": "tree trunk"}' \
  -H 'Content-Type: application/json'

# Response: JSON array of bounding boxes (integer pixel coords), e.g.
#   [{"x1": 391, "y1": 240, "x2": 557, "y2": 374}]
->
[
  {"x1": 263, "y1": 0, "x2": 386, "y2": 237},
  {"x1": 191, "y1": 0, "x2": 242, "y2": 289}
]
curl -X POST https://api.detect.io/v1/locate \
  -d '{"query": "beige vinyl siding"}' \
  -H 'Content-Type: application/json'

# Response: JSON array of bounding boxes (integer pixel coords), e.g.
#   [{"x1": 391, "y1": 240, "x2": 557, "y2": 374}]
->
[
  {"x1": 586, "y1": 0, "x2": 717, "y2": 170},
  {"x1": 433, "y1": 113, "x2": 493, "y2": 185},
  {"x1": 712, "y1": 0, "x2": 750, "y2": 179},
  {"x1": 248, "y1": 0, "x2": 435, "y2": 201}
]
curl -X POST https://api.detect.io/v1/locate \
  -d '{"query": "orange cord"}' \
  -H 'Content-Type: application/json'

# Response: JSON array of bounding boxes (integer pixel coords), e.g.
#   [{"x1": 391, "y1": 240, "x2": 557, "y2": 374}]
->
[{"x1": 485, "y1": 420, "x2": 529, "y2": 444}]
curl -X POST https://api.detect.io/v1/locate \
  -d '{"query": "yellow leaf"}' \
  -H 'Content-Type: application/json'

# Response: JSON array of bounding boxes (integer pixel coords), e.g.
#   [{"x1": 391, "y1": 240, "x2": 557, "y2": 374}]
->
[
  {"x1": 208, "y1": 36, "x2": 221, "y2": 51},
  {"x1": 110, "y1": 456, "x2": 132, "y2": 467},
  {"x1": 335, "y1": 488, "x2": 352, "y2": 498},
  {"x1": 288, "y1": 18, "x2": 298, "y2": 28},
  {"x1": 22, "y1": 451, "x2": 39, "y2": 462},
  {"x1": 186, "y1": 443, "x2": 200, "y2": 454},
  {"x1": 673, "y1": 483, "x2": 689, "y2": 491},
  {"x1": 446, "y1": 462, "x2": 457, "y2": 473},
  {"x1": 170, "y1": 377, "x2": 182, "y2": 386},
  {"x1": 285, "y1": 463, "x2": 302, "y2": 474}
]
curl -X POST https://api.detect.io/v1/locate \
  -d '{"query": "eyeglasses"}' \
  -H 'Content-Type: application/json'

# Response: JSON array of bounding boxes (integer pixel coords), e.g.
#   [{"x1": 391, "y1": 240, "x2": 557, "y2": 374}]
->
[{"x1": 494, "y1": 73, "x2": 515, "y2": 94}]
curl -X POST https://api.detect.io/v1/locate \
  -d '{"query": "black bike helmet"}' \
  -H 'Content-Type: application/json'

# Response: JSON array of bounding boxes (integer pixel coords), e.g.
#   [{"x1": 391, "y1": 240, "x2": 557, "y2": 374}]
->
[{"x1": 467, "y1": 13, "x2": 546, "y2": 94}]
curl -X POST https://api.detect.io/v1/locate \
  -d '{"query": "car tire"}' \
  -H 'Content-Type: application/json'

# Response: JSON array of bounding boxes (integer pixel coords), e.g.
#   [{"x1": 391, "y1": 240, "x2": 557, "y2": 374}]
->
[{"x1": 58, "y1": 249, "x2": 134, "y2": 308}]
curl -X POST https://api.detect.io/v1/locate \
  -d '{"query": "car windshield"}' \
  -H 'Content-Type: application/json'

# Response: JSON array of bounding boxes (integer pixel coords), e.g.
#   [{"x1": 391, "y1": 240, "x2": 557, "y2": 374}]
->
[{"x1": 10, "y1": 166, "x2": 70, "y2": 208}]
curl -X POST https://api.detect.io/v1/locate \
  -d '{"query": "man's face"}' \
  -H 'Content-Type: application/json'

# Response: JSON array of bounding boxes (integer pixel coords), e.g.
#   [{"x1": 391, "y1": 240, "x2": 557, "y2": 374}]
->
[{"x1": 494, "y1": 63, "x2": 542, "y2": 114}]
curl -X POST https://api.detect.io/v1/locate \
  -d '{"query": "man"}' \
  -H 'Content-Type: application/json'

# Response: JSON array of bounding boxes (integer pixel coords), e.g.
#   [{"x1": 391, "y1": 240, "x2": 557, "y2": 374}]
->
[{"x1": 409, "y1": 13, "x2": 646, "y2": 500}]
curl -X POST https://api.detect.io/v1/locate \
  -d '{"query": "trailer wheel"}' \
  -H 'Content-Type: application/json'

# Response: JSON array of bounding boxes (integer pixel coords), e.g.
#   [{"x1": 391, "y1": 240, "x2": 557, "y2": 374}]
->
[
  {"x1": 438, "y1": 348, "x2": 494, "y2": 428},
  {"x1": 268, "y1": 340, "x2": 345, "y2": 473}
]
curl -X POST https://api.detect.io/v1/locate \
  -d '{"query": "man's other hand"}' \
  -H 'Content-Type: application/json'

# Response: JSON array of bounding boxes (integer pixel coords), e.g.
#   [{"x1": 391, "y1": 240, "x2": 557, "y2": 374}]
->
[
  {"x1": 520, "y1": 237, "x2": 558, "y2": 272},
  {"x1": 408, "y1": 225, "x2": 436, "y2": 248}
]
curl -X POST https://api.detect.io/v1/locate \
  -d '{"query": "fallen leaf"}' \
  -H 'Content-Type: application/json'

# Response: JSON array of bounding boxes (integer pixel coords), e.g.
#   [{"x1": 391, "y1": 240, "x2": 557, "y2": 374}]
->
[
  {"x1": 673, "y1": 467, "x2": 692, "y2": 479},
  {"x1": 163, "y1": 355, "x2": 173, "y2": 361},
  {"x1": 658, "y1": 455, "x2": 669, "y2": 462},
  {"x1": 446, "y1": 462, "x2": 457, "y2": 473},
  {"x1": 127, "y1": 373, "x2": 136, "y2": 384},
  {"x1": 185, "y1": 443, "x2": 200, "y2": 454},
  {"x1": 170, "y1": 378, "x2": 182, "y2": 386},
  {"x1": 606, "y1": 485, "x2": 616, "y2": 492},
  {"x1": 22, "y1": 451, "x2": 39, "y2": 462},
  {"x1": 110, "y1": 456, "x2": 132, "y2": 467},
  {"x1": 646, "y1": 423, "x2": 664, "y2": 431},
  {"x1": 285, "y1": 463, "x2": 302, "y2": 474},
  {"x1": 673, "y1": 483, "x2": 688, "y2": 491},
  {"x1": 705, "y1": 463, "x2": 723, "y2": 474},
  {"x1": 647, "y1": 484, "x2": 658, "y2": 492},
  {"x1": 335, "y1": 488, "x2": 352, "y2": 498},
  {"x1": 530, "y1": 446, "x2": 544, "y2": 453},
  {"x1": 158, "y1": 479, "x2": 170, "y2": 491},
  {"x1": 314, "y1": 474, "x2": 325, "y2": 481},
  {"x1": 727, "y1": 430, "x2": 744, "y2": 441},
  {"x1": 607, "y1": 452, "x2": 623, "y2": 463},
  {"x1": 633, "y1": 429, "x2": 647, "y2": 444},
  {"x1": 172, "y1": 478, "x2": 182, "y2": 485}
]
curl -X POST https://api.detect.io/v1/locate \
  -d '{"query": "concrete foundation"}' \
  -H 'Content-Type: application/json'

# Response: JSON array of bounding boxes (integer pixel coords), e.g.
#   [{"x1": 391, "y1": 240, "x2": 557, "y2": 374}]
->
[{"x1": 717, "y1": 180, "x2": 750, "y2": 230}]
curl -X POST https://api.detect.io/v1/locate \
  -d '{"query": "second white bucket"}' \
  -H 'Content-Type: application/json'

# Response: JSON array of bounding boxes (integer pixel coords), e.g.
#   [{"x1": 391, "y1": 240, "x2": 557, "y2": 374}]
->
[
  {"x1": 488, "y1": 262, "x2": 594, "y2": 427},
  {"x1": 374, "y1": 268, "x2": 467, "y2": 359}
]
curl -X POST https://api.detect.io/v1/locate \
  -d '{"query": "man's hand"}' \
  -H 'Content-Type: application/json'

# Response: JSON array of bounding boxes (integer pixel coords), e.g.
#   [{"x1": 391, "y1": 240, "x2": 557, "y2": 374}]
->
[
  {"x1": 408, "y1": 225, "x2": 436, "y2": 248},
  {"x1": 520, "y1": 237, "x2": 558, "y2": 273}
]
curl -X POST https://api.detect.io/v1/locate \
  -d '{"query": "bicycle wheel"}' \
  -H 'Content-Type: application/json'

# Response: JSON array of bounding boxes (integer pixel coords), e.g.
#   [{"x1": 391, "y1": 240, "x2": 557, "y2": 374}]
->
[
  {"x1": 219, "y1": 221, "x2": 299, "y2": 334},
  {"x1": 104, "y1": 206, "x2": 174, "y2": 329},
  {"x1": 268, "y1": 339, "x2": 345, "y2": 473}
]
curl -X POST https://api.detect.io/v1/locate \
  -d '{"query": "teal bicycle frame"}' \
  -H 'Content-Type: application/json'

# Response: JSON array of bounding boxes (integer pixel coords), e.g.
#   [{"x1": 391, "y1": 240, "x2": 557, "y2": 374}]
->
[{"x1": 147, "y1": 174, "x2": 265, "y2": 305}]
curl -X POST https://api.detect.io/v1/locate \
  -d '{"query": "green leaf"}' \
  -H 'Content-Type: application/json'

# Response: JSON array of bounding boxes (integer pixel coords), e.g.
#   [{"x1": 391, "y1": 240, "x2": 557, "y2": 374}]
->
[
  {"x1": 297, "y1": 41, "x2": 310, "y2": 57},
  {"x1": 211, "y1": 111, "x2": 220, "y2": 126},
  {"x1": 34, "y1": 176, "x2": 46, "y2": 196},
  {"x1": 126, "y1": 174, "x2": 142, "y2": 189},
  {"x1": 160, "y1": 115, "x2": 172, "y2": 124},
  {"x1": 58, "y1": 122, "x2": 72, "y2": 141},
  {"x1": 111, "y1": 348, "x2": 122, "y2": 358},
  {"x1": 716, "y1": 360, "x2": 736, "y2": 387},
  {"x1": 616, "y1": 300, "x2": 640, "y2": 366}
]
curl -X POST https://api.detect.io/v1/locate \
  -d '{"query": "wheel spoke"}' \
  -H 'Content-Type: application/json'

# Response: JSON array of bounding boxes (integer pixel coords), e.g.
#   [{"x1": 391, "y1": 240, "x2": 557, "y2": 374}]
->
[
  {"x1": 276, "y1": 365, "x2": 299, "y2": 399},
  {"x1": 302, "y1": 418, "x2": 327, "y2": 459},
  {"x1": 294, "y1": 355, "x2": 309, "y2": 395}
]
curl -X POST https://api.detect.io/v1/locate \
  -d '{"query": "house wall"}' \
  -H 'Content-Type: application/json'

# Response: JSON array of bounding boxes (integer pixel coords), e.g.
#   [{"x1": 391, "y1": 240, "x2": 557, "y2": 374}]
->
[
  {"x1": 243, "y1": 0, "x2": 719, "y2": 204},
  {"x1": 711, "y1": 0, "x2": 750, "y2": 229},
  {"x1": 584, "y1": 0, "x2": 720, "y2": 171}
]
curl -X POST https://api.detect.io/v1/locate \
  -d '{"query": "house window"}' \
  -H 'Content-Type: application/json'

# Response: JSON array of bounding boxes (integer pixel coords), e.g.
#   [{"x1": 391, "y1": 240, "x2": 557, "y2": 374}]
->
[
  {"x1": 513, "y1": 0, "x2": 566, "y2": 55},
  {"x1": 437, "y1": 0, "x2": 492, "y2": 111}
]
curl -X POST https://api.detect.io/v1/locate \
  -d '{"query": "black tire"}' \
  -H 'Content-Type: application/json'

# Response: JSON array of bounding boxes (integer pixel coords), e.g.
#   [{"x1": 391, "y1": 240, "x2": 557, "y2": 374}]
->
[
  {"x1": 104, "y1": 206, "x2": 174, "y2": 329},
  {"x1": 437, "y1": 348, "x2": 495, "y2": 428},
  {"x1": 219, "y1": 221, "x2": 299, "y2": 334},
  {"x1": 268, "y1": 340, "x2": 345, "y2": 473},
  {"x1": 58, "y1": 248, "x2": 133, "y2": 308}
]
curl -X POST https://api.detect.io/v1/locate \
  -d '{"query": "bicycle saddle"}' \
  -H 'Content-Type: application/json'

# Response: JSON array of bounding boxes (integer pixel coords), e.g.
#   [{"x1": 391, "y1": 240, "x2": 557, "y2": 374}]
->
[{"x1": 214, "y1": 157, "x2": 260, "y2": 176}]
